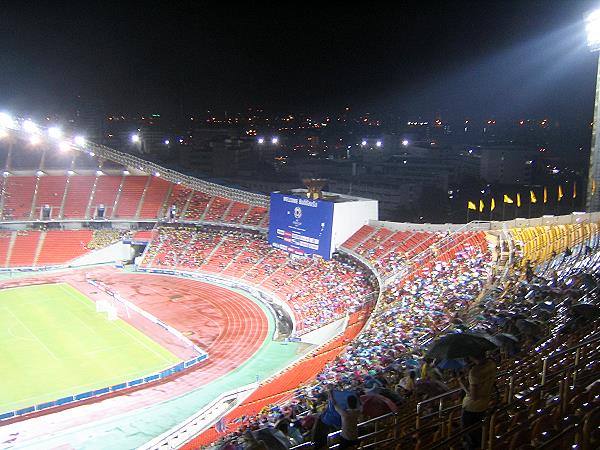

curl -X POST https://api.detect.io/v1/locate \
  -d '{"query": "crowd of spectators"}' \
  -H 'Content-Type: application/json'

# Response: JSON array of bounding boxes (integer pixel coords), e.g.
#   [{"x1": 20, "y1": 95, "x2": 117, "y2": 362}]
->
[
  {"x1": 140, "y1": 225, "x2": 378, "y2": 334},
  {"x1": 203, "y1": 230, "x2": 600, "y2": 450}
]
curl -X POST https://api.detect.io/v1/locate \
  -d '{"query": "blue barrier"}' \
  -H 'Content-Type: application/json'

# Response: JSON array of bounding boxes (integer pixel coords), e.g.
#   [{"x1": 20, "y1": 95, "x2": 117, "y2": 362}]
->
[
  {"x1": 0, "y1": 412, "x2": 14, "y2": 420},
  {"x1": 111, "y1": 382, "x2": 127, "y2": 392},
  {"x1": 128, "y1": 378, "x2": 143, "y2": 387},
  {"x1": 36, "y1": 401, "x2": 55, "y2": 411},
  {"x1": 144, "y1": 374, "x2": 159, "y2": 383},
  {"x1": 75, "y1": 391, "x2": 93, "y2": 401},
  {"x1": 93, "y1": 387, "x2": 110, "y2": 396},
  {"x1": 16, "y1": 406, "x2": 35, "y2": 416},
  {"x1": 56, "y1": 396, "x2": 74, "y2": 405}
]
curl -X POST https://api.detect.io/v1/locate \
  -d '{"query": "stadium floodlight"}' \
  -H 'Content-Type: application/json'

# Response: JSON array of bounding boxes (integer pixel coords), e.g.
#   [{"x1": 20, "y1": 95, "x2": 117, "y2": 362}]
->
[
  {"x1": 59, "y1": 141, "x2": 71, "y2": 152},
  {"x1": 130, "y1": 133, "x2": 140, "y2": 143},
  {"x1": 361, "y1": 140, "x2": 367, "y2": 146},
  {"x1": 271, "y1": 137, "x2": 279, "y2": 144},
  {"x1": 402, "y1": 139, "x2": 409, "y2": 146},
  {"x1": 376, "y1": 140, "x2": 382, "y2": 148},
  {"x1": 23, "y1": 119, "x2": 39, "y2": 134},
  {"x1": 29, "y1": 135, "x2": 40, "y2": 145},
  {"x1": 257, "y1": 137, "x2": 265, "y2": 144},
  {"x1": 67, "y1": 170, "x2": 75, "y2": 176},
  {"x1": 0, "y1": 128, "x2": 7, "y2": 139},
  {"x1": 74, "y1": 135, "x2": 86, "y2": 146},
  {"x1": 0, "y1": 112, "x2": 14, "y2": 128},
  {"x1": 164, "y1": 139, "x2": 170, "y2": 145},
  {"x1": 48, "y1": 126, "x2": 62, "y2": 139},
  {"x1": 586, "y1": 9, "x2": 600, "y2": 211},
  {"x1": 36, "y1": 170, "x2": 45, "y2": 177},
  {"x1": 154, "y1": 171, "x2": 161, "y2": 177},
  {"x1": 3, "y1": 171, "x2": 10, "y2": 177},
  {"x1": 95, "y1": 170, "x2": 104, "y2": 176},
  {"x1": 586, "y1": 10, "x2": 600, "y2": 50},
  {"x1": 123, "y1": 170, "x2": 130, "y2": 175}
]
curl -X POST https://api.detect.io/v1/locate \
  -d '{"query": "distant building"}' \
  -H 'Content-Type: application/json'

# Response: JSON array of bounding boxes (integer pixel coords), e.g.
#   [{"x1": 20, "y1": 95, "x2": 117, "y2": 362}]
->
[{"x1": 479, "y1": 144, "x2": 536, "y2": 185}]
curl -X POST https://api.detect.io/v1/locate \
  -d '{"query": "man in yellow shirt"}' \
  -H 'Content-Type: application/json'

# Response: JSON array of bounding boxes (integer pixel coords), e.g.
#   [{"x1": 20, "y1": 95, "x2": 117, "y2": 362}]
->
[{"x1": 458, "y1": 353, "x2": 496, "y2": 450}]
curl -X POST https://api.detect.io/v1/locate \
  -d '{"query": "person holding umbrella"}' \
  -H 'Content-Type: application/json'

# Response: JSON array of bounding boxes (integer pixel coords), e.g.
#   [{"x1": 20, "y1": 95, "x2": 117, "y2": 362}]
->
[{"x1": 458, "y1": 351, "x2": 496, "y2": 450}]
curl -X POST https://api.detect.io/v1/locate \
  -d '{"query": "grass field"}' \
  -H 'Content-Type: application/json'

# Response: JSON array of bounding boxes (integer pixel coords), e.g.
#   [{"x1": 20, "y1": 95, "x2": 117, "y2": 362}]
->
[{"x1": 0, "y1": 283, "x2": 181, "y2": 414}]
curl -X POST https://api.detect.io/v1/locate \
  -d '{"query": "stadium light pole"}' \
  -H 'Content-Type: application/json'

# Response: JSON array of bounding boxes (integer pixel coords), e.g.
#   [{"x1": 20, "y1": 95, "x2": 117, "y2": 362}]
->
[{"x1": 585, "y1": 9, "x2": 600, "y2": 211}]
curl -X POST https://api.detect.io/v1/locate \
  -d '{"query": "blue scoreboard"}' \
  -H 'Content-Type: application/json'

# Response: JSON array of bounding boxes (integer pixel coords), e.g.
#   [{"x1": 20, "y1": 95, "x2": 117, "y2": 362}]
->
[{"x1": 268, "y1": 193, "x2": 334, "y2": 259}]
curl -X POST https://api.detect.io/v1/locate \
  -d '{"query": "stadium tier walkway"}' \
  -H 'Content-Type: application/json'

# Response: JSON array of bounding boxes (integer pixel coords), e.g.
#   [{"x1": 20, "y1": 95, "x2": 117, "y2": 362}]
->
[{"x1": 0, "y1": 269, "x2": 308, "y2": 450}]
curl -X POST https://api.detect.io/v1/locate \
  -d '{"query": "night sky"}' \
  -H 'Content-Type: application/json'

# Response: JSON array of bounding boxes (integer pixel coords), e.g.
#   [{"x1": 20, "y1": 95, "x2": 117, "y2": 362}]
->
[{"x1": 1, "y1": 1, "x2": 600, "y2": 123}]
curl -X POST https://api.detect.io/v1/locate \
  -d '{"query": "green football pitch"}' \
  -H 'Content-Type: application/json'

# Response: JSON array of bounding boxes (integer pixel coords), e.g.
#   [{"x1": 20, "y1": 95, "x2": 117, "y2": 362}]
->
[{"x1": 0, "y1": 283, "x2": 181, "y2": 414}]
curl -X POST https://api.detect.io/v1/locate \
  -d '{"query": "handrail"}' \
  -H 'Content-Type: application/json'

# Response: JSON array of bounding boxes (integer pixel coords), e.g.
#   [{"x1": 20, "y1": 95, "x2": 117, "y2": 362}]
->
[{"x1": 541, "y1": 329, "x2": 600, "y2": 386}]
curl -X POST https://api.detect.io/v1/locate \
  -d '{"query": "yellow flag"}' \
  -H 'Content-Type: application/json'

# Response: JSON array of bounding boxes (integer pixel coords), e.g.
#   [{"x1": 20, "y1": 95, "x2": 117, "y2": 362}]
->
[
  {"x1": 572, "y1": 183, "x2": 576, "y2": 199},
  {"x1": 479, "y1": 199, "x2": 484, "y2": 213},
  {"x1": 530, "y1": 190, "x2": 537, "y2": 204},
  {"x1": 468, "y1": 201, "x2": 477, "y2": 211},
  {"x1": 491, "y1": 198, "x2": 496, "y2": 211},
  {"x1": 544, "y1": 187, "x2": 548, "y2": 203},
  {"x1": 516, "y1": 193, "x2": 521, "y2": 207},
  {"x1": 503, "y1": 194, "x2": 514, "y2": 204},
  {"x1": 558, "y1": 185, "x2": 563, "y2": 201}
]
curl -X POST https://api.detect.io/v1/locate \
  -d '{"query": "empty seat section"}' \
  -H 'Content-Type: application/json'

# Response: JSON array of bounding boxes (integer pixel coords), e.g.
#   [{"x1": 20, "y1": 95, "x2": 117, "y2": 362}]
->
[
  {"x1": 341, "y1": 225, "x2": 375, "y2": 249},
  {"x1": 34, "y1": 176, "x2": 67, "y2": 219},
  {"x1": 114, "y1": 176, "x2": 147, "y2": 218},
  {"x1": 90, "y1": 176, "x2": 121, "y2": 218},
  {"x1": 204, "y1": 196, "x2": 231, "y2": 222},
  {"x1": 2, "y1": 176, "x2": 36, "y2": 220},
  {"x1": 63, "y1": 176, "x2": 96, "y2": 219},
  {"x1": 223, "y1": 202, "x2": 250, "y2": 223},
  {"x1": 8, "y1": 231, "x2": 40, "y2": 266},
  {"x1": 36, "y1": 230, "x2": 93, "y2": 265},
  {"x1": 164, "y1": 184, "x2": 192, "y2": 219},
  {"x1": 0, "y1": 232, "x2": 11, "y2": 267},
  {"x1": 133, "y1": 230, "x2": 154, "y2": 241},
  {"x1": 138, "y1": 177, "x2": 170, "y2": 218},
  {"x1": 355, "y1": 227, "x2": 393, "y2": 255},
  {"x1": 243, "y1": 206, "x2": 268, "y2": 226},
  {"x1": 183, "y1": 191, "x2": 211, "y2": 220}
]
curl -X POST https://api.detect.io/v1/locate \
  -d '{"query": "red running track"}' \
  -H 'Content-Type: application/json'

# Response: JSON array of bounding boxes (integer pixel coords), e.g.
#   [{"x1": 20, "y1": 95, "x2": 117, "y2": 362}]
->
[{"x1": 0, "y1": 266, "x2": 269, "y2": 444}]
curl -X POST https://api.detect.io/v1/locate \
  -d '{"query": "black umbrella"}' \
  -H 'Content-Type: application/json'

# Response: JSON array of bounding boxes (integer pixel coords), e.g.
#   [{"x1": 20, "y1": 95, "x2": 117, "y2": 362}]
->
[
  {"x1": 571, "y1": 303, "x2": 600, "y2": 320},
  {"x1": 515, "y1": 319, "x2": 543, "y2": 336},
  {"x1": 426, "y1": 333, "x2": 497, "y2": 360}
]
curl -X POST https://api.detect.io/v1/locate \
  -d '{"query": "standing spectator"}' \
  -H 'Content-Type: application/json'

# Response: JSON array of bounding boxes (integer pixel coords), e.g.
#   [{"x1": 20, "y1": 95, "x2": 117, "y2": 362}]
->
[
  {"x1": 458, "y1": 352, "x2": 497, "y2": 450},
  {"x1": 329, "y1": 388, "x2": 362, "y2": 449}
]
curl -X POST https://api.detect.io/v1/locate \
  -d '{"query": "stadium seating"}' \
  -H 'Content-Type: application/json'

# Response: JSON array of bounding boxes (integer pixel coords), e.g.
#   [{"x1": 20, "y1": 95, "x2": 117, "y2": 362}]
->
[
  {"x1": 114, "y1": 175, "x2": 147, "y2": 218},
  {"x1": 7, "y1": 230, "x2": 40, "y2": 266},
  {"x1": 139, "y1": 225, "x2": 377, "y2": 333},
  {"x1": 138, "y1": 176, "x2": 170, "y2": 219},
  {"x1": 63, "y1": 176, "x2": 96, "y2": 219},
  {"x1": 36, "y1": 230, "x2": 93, "y2": 265},
  {"x1": 34, "y1": 176, "x2": 68, "y2": 219},
  {"x1": 2, "y1": 176, "x2": 37, "y2": 220}
]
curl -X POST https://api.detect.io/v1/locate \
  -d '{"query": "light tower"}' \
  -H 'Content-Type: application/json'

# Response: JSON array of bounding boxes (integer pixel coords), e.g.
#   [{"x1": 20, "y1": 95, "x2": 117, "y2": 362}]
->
[{"x1": 585, "y1": 9, "x2": 600, "y2": 211}]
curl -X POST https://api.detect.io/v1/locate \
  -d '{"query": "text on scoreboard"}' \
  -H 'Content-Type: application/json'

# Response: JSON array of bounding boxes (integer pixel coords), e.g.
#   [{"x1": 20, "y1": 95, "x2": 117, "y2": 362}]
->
[{"x1": 268, "y1": 193, "x2": 334, "y2": 259}]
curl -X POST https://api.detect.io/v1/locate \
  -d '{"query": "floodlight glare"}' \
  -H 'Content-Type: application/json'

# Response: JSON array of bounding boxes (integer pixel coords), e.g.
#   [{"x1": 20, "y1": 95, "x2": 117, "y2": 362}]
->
[
  {"x1": 164, "y1": 139, "x2": 170, "y2": 145},
  {"x1": 0, "y1": 112, "x2": 14, "y2": 128},
  {"x1": 59, "y1": 141, "x2": 71, "y2": 152},
  {"x1": 257, "y1": 137, "x2": 265, "y2": 144},
  {"x1": 376, "y1": 140, "x2": 382, "y2": 147},
  {"x1": 130, "y1": 133, "x2": 140, "y2": 143},
  {"x1": 586, "y1": 10, "x2": 600, "y2": 51},
  {"x1": 23, "y1": 120, "x2": 38, "y2": 134},
  {"x1": 271, "y1": 137, "x2": 279, "y2": 144},
  {"x1": 29, "y1": 135, "x2": 40, "y2": 145},
  {"x1": 361, "y1": 140, "x2": 367, "y2": 146},
  {"x1": 0, "y1": 128, "x2": 7, "y2": 139},
  {"x1": 74, "y1": 135, "x2": 85, "y2": 146},
  {"x1": 48, "y1": 126, "x2": 62, "y2": 139},
  {"x1": 402, "y1": 139, "x2": 409, "y2": 146}
]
